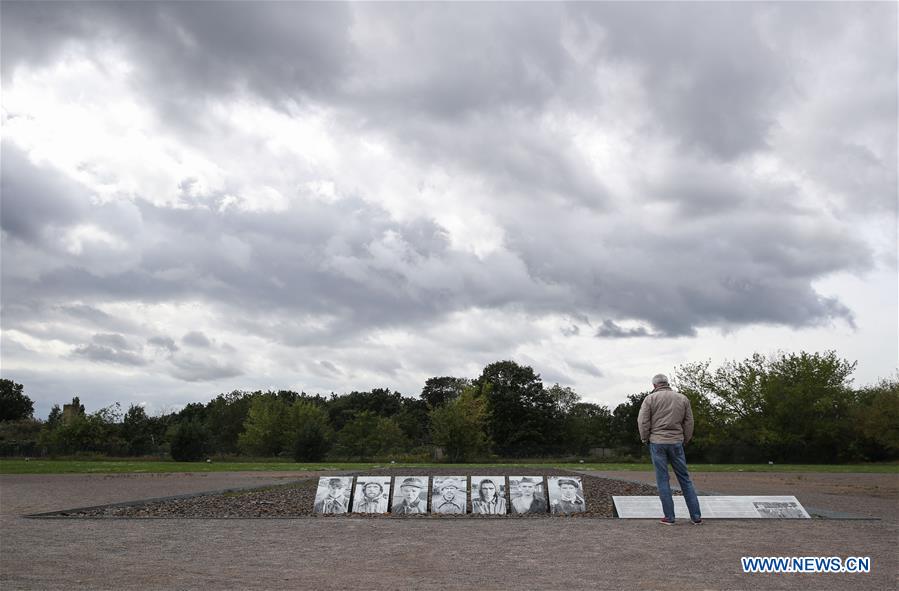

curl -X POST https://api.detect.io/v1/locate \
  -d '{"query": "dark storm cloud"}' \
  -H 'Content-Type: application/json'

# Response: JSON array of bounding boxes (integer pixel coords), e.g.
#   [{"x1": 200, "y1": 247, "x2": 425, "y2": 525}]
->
[
  {"x1": 0, "y1": 144, "x2": 90, "y2": 242},
  {"x1": 0, "y1": 1, "x2": 607, "y2": 209},
  {"x1": 596, "y1": 320, "x2": 655, "y2": 339},
  {"x1": 59, "y1": 304, "x2": 136, "y2": 333},
  {"x1": 566, "y1": 2, "x2": 789, "y2": 160},
  {"x1": 346, "y1": 2, "x2": 570, "y2": 119},
  {"x1": 560, "y1": 325, "x2": 580, "y2": 337},
  {"x1": 147, "y1": 336, "x2": 178, "y2": 353},
  {"x1": 182, "y1": 331, "x2": 211, "y2": 348},
  {"x1": 169, "y1": 356, "x2": 242, "y2": 383},
  {"x1": 91, "y1": 333, "x2": 133, "y2": 350},
  {"x1": 1, "y1": 153, "x2": 872, "y2": 348},
  {"x1": 315, "y1": 360, "x2": 343, "y2": 377},
  {"x1": 1, "y1": 1, "x2": 353, "y2": 104},
  {"x1": 72, "y1": 333, "x2": 146, "y2": 366}
]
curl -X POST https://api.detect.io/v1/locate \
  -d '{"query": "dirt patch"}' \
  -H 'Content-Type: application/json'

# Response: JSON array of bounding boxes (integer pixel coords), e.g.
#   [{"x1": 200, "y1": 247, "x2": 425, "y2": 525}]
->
[{"x1": 40, "y1": 468, "x2": 666, "y2": 519}]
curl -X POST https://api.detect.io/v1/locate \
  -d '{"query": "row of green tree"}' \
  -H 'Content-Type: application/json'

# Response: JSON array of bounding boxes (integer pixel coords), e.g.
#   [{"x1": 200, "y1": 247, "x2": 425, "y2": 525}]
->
[{"x1": 1, "y1": 351, "x2": 896, "y2": 463}]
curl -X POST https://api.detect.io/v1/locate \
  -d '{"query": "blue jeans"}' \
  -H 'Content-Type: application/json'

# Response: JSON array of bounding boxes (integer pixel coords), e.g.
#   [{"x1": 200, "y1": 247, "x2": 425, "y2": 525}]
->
[{"x1": 650, "y1": 442, "x2": 701, "y2": 522}]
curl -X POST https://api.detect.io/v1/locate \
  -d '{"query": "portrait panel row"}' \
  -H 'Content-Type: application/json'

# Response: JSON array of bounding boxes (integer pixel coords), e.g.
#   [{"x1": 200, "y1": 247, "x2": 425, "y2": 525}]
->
[{"x1": 313, "y1": 475, "x2": 586, "y2": 515}]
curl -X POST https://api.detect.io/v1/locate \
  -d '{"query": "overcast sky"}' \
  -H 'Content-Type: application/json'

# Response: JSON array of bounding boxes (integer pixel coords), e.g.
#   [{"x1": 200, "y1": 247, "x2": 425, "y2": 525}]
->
[{"x1": 2, "y1": 1, "x2": 896, "y2": 419}]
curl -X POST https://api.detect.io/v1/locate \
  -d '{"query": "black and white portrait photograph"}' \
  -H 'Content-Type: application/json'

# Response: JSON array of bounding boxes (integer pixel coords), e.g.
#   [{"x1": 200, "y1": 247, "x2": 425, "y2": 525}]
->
[
  {"x1": 392, "y1": 477, "x2": 428, "y2": 514},
  {"x1": 313, "y1": 476, "x2": 353, "y2": 514},
  {"x1": 548, "y1": 476, "x2": 586, "y2": 515},
  {"x1": 351, "y1": 476, "x2": 391, "y2": 514},
  {"x1": 471, "y1": 476, "x2": 507, "y2": 515},
  {"x1": 431, "y1": 477, "x2": 467, "y2": 514},
  {"x1": 509, "y1": 476, "x2": 547, "y2": 514}
]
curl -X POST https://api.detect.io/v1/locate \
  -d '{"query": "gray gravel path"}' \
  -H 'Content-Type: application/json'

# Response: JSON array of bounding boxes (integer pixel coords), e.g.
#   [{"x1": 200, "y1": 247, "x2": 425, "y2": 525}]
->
[{"x1": 2, "y1": 471, "x2": 896, "y2": 590}]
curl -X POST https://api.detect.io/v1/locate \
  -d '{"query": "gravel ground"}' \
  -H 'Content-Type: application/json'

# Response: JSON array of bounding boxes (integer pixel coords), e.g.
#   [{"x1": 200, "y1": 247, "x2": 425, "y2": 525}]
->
[
  {"x1": 45, "y1": 468, "x2": 666, "y2": 519},
  {"x1": 2, "y1": 471, "x2": 896, "y2": 590}
]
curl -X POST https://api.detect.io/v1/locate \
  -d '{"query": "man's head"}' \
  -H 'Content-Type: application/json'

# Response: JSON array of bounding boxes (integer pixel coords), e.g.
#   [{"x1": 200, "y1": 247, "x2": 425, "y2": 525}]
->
[
  {"x1": 557, "y1": 478, "x2": 579, "y2": 500},
  {"x1": 439, "y1": 480, "x2": 459, "y2": 501},
  {"x1": 652, "y1": 374, "x2": 670, "y2": 389},
  {"x1": 479, "y1": 479, "x2": 497, "y2": 500},
  {"x1": 400, "y1": 478, "x2": 423, "y2": 502},
  {"x1": 327, "y1": 478, "x2": 345, "y2": 497},
  {"x1": 517, "y1": 477, "x2": 539, "y2": 497},
  {"x1": 362, "y1": 482, "x2": 382, "y2": 499}
]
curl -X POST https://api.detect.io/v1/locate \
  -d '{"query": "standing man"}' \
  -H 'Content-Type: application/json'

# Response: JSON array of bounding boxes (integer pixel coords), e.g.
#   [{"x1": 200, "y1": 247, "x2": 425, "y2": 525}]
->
[{"x1": 638, "y1": 373, "x2": 702, "y2": 525}]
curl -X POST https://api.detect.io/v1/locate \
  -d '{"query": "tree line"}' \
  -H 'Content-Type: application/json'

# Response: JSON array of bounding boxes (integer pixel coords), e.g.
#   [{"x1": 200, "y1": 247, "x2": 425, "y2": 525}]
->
[{"x1": 1, "y1": 350, "x2": 896, "y2": 463}]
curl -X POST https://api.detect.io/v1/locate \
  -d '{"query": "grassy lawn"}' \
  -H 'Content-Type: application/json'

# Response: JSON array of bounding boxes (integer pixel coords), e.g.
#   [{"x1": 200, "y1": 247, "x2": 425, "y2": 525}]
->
[{"x1": 1, "y1": 458, "x2": 896, "y2": 475}]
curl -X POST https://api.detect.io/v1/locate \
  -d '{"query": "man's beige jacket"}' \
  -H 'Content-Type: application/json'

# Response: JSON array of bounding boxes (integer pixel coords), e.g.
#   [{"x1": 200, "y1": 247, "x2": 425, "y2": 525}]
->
[{"x1": 637, "y1": 386, "x2": 694, "y2": 444}]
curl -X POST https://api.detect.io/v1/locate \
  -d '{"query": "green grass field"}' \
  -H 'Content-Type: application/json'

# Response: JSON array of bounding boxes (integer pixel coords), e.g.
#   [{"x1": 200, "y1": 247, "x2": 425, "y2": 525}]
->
[{"x1": 1, "y1": 458, "x2": 896, "y2": 475}]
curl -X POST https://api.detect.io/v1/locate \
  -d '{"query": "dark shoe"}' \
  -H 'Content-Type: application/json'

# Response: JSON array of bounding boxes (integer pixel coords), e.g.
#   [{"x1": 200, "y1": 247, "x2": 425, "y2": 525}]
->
[
  {"x1": 691, "y1": 519, "x2": 703, "y2": 525},
  {"x1": 659, "y1": 518, "x2": 675, "y2": 525}
]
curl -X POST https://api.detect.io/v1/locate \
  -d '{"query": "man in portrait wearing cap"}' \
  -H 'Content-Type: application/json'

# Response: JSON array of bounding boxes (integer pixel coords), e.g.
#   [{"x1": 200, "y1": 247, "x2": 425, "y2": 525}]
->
[
  {"x1": 433, "y1": 478, "x2": 465, "y2": 514},
  {"x1": 551, "y1": 478, "x2": 585, "y2": 514},
  {"x1": 510, "y1": 476, "x2": 547, "y2": 514},
  {"x1": 353, "y1": 480, "x2": 388, "y2": 513},
  {"x1": 638, "y1": 373, "x2": 702, "y2": 526},
  {"x1": 314, "y1": 477, "x2": 350, "y2": 514},
  {"x1": 392, "y1": 477, "x2": 427, "y2": 514}
]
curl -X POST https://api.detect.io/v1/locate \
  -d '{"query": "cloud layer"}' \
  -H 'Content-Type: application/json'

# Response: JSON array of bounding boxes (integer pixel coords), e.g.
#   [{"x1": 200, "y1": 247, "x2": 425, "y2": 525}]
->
[{"x1": 1, "y1": 2, "x2": 895, "y2": 414}]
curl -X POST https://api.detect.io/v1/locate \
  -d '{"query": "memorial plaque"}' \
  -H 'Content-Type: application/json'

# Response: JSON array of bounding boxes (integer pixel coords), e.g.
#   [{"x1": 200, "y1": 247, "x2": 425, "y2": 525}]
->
[
  {"x1": 471, "y1": 476, "x2": 508, "y2": 514},
  {"x1": 613, "y1": 495, "x2": 810, "y2": 519},
  {"x1": 392, "y1": 476, "x2": 428, "y2": 514},
  {"x1": 548, "y1": 476, "x2": 586, "y2": 514},
  {"x1": 431, "y1": 476, "x2": 467, "y2": 514},
  {"x1": 352, "y1": 476, "x2": 391, "y2": 513},
  {"x1": 509, "y1": 476, "x2": 548, "y2": 514},
  {"x1": 312, "y1": 476, "x2": 353, "y2": 514}
]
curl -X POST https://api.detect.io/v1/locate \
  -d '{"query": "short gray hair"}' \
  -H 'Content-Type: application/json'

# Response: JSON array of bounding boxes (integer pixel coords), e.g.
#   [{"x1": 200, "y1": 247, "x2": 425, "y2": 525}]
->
[{"x1": 652, "y1": 374, "x2": 669, "y2": 387}]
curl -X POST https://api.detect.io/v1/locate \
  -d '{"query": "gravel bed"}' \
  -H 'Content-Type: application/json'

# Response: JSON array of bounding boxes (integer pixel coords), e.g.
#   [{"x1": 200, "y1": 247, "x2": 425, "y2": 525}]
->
[{"x1": 52, "y1": 468, "x2": 671, "y2": 519}]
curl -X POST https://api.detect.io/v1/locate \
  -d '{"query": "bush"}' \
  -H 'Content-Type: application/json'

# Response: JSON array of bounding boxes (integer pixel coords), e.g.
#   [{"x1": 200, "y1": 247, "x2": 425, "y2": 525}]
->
[
  {"x1": 292, "y1": 422, "x2": 330, "y2": 462},
  {"x1": 289, "y1": 402, "x2": 332, "y2": 461},
  {"x1": 169, "y1": 420, "x2": 210, "y2": 461},
  {"x1": 336, "y1": 412, "x2": 407, "y2": 460},
  {"x1": 238, "y1": 394, "x2": 289, "y2": 456},
  {"x1": 430, "y1": 387, "x2": 490, "y2": 462},
  {"x1": 38, "y1": 405, "x2": 126, "y2": 455},
  {"x1": 0, "y1": 418, "x2": 42, "y2": 456}
]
